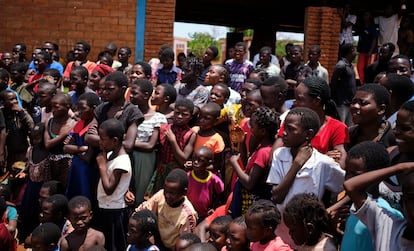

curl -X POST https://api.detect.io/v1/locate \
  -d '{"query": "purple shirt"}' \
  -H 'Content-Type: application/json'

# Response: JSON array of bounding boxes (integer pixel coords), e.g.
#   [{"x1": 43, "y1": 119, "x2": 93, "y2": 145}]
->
[{"x1": 225, "y1": 59, "x2": 254, "y2": 92}]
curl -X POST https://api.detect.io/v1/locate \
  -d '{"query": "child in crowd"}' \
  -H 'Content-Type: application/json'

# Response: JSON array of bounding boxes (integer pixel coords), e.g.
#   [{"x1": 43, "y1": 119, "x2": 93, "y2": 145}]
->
[
  {"x1": 64, "y1": 92, "x2": 101, "y2": 201},
  {"x1": 188, "y1": 243, "x2": 217, "y2": 251},
  {"x1": 187, "y1": 146, "x2": 224, "y2": 221},
  {"x1": 0, "y1": 197, "x2": 15, "y2": 251},
  {"x1": 175, "y1": 56, "x2": 209, "y2": 116},
  {"x1": 126, "y1": 209, "x2": 161, "y2": 251},
  {"x1": 150, "y1": 83, "x2": 176, "y2": 124},
  {"x1": 223, "y1": 216, "x2": 250, "y2": 251},
  {"x1": 37, "y1": 194, "x2": 69, "y2": 240},
  {"x1": 36, "y1": 81, "x2": 57, "y2": 123},
  {"x1": 137, "y1": 168, "x2": 198, "y2": 250},
  {"x1": 0, "y1": 184, "x2": 17, "y2": 236},
  {"x1": 245, "y1": 199, "x2": 291, "y2": 251},
  {"x1": 283, "y1": 193, "x2": 336, "y2": 250},
  {"x1": 340, "y1": 141, "x2": 403, "y2": 251},
  {"x1": 30, "y1": 223, "x2": 61, "y2": 251},
  {"x1": 124, "y1": 61, "x2": 151, "y2": 102},
  {"x1": 192, "y1": 102, "x2": 226, "y2": 173},
  {"x1": 68, "y1": 66, "x2": 93, "y2": 107},
  {"x1": 155, "y1": 48, "x2": 181, "y2": 86},
  {"x1": 10, "y1": 62, "x2": 32, "y2": 110},
  {"x1": 175, "y1": 233, "x2": 201, "y2": 251},
  {"x1": 225, "y1": 42, "x2": 254, "y2": 92},
  {"x1": 267, "y1": 107, "x2": 345, "y2": 247},
  {"x1": 89, "y1": 64, "x2": 115, "y2": 93},
  {"x1": 1, "y1": 89, "x2": 34, "y2": 173},
  {"x1": 60, "y1": 196, "x2": 105, "y2": 251},
  {"x1": 85, "y1": 71, "x2": 144, "y2": 154},
  {"x1": 95, "y1": 119, "x2": 132, "y2": 251},
  {"x1": 208, "y1": 215, "x2": 232, "y2": 251},
  {"x1": 229, "y1": 106, "x2": 278, "y2": 217},
  {"x1": 344, "y1": 160, "x2": 414, "y2": 250},
  {"x1": 43, "y1": 68, "x2": 64, "y2": 92},
  {"x1": 44, "y1": 93, "x2": 76, "y2": 189},
  {"x1": 127, "y1": 79, "x2": 167, "y2": 206},
  {"x1": 147, "y1": 99, "x2": 196, "y2": 195}
]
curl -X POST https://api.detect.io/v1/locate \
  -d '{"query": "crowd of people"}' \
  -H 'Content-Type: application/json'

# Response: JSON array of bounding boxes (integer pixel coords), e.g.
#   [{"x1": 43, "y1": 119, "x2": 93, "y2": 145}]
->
[{"x1": 0, "y1": 5, "x2": 414, "y2": 251}]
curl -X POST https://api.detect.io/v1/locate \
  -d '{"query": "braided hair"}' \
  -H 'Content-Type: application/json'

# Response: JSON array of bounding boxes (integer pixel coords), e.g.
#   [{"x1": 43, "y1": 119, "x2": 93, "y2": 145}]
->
[{"x1": 251, "y1": 106, "x2": 279, "y2": 139}]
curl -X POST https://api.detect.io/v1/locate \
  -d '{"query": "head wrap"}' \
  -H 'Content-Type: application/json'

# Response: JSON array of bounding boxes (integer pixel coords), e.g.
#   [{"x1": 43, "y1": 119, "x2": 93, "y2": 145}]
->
[{"x1": 94, "y1": 64, "x2": 115, "y2": 77}]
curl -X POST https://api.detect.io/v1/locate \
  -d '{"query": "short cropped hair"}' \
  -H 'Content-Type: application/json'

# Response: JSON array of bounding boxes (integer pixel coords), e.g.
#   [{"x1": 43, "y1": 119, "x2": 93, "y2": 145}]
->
[
  {"x1": 347, "y1": 141, "x2": 390, "y2": 172},
  {"x1": 175, "y1": 98, "x2": 194, "y2": 114},
  {"x1": 31, "y1": 222, "x2": 61, "y2": 246},
  {"x1": 44, "y1": 194, "x2": 69, "y2": 216},
  {"x1": 287, "y1": 107, "x2": 321, "y2": 136},
  {"x1": 165, "y1": 168, "x2": 188, "y2": 191},
  {"x1": 357, "y1": 83, "x2": 390, "y2": 108},
  {"x1": 99, "y1": 118, "x2": 125, "y2": 141},
  {"x1": 105, "y1": 71, "x2": 129, "y2": 88},
  {"x1": 68, "y1": 195, "x2": 92, "y2": 212},
  {"x1": 78, "y1": 92, "x2": 101, "y2": 107},
  {"x1": 159, "y1": 83, "x2": 177, "y2": 104}
]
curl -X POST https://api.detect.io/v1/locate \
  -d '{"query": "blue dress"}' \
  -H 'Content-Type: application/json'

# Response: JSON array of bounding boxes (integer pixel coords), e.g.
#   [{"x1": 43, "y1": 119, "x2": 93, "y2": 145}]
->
[{"x1": 65, "y1": 120, "x2": 98, "y2": 200}]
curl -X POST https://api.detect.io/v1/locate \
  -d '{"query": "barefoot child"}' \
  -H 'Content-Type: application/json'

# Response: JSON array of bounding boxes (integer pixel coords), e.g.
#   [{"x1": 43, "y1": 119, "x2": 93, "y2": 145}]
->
[
  {"x1": 95, "y1": 119, "x2": 132, "y2": 251},
  {"x1": 60, "y1": 196, "x2": 105, "y2": 251},
  {"x1": 126, "y1": 209, "x2": 161, "y2": 251}
]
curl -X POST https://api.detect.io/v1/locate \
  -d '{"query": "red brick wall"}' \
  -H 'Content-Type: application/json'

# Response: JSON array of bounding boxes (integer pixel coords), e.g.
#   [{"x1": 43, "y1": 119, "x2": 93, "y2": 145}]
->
[
  {"x1": 0, "y1": 0, "x2": 175, "y2": 63},
  {"x1": 304, "y1": 6, "x2": 341, "y2": 77}
]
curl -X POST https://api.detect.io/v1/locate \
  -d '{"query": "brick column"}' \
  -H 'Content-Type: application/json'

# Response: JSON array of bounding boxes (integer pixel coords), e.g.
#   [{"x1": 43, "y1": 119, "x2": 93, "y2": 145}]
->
[
  {"x1": 304, "y1": 6, "x2": 341, "y2": 77},
  {"x1": 144, "y1": 0, "x2": 176, "y2": 62}
]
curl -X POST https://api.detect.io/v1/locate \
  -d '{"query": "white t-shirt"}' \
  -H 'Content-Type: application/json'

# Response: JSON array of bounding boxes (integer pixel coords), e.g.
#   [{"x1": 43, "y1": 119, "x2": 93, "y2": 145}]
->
[
  {"x1": 375, "y1": 14, "x2": 401, "y2": 52},
  {"x1": 267, "y1": 147, "x2": 345, "y2": 210},
  {"x1": 352, "y1": 196, "x2": 414, "y2": 251},
  {"x1": 97, "y1": 153, "x2": 132, "y2": 209}
]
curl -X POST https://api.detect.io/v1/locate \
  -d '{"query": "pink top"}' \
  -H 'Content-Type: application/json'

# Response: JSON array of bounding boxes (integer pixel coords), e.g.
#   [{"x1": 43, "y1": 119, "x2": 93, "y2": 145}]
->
[
  {"x1": 187, "y1": 170, "x2": 224, "y2": 217},
  {"x1": 251, "y1": 237, "x2": 292, "y2": 251}
]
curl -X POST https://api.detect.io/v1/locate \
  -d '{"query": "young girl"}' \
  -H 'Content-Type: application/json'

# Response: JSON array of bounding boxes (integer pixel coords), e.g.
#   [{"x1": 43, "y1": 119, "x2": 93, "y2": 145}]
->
[
  {"x1": 147, "y1": 98, "x2": 196, "y2": 196},
  {"x1": 44, "y1": 93, "x2": 76, "y2": 190},
  {"x1": 187, "y1": 146, "x2": 224, "y2": 221},
  {"x1": 224, "y1": 216, "x2": 250, "y2": 251},
  {"x1": 18, "y1": 123, "x2": 51, "y2": 241},
  {"x1": 126, "y1": 209, "x2": 161, "y2": 251},
  {"x1": 95, "y1": 119, "x2": 132, "y2": 251},
  {"x1": 64, "y1": 92, "x2": 101, "y2": 201},
  {"x1": 127, "y1": 79, "x2": 167, "y2": 206},
  {"x1": 284, "y1": 193, "x2": 336, "y2": 251},
  {"x1": 229, "y1": 106, "x2": 278, "y2": 217},
  {"x1": 36, "y1": 80, "x2": 57, "y2": 123},
  {"x1": 150, "y1": 83, "x2": 176, "y2": 124},
  {"x1": 85, "y1": 71, "x2": 144, "y2": 154}
]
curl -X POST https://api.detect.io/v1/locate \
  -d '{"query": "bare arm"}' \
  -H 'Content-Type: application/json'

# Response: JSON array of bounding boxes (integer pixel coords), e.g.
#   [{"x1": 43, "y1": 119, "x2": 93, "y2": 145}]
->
[
  {"x1": 96, "y1": 154, "x2": 125, "y2": 195},
  {"x1": 134, "y1": 128, "x2": 160, "y2": 152},
  {"x1": 344, "y1": 162, "x2": 414, "y2": 210},
  {"x1": 85, "y1": 118, "x2": 100, "y2": 148},
  {"x1": 333, "y1": 144, "x2": 347, "y2": 169},
  {"x1": 195, "y1": 219, "x2": 209, "y2": 242},
  {"x1": 229, "y1": 154, "x2": 266, "y2": 191},
  {"x1": 166, "y1": 129, "x2": 196, "y2": 166},
  {"x1": 123, "y1": 123, "x2": 138, "y2": 153},
  {"x1": 60, "y1": 237, "x2": 69, "y2": 251},
  {"x1": 44, "y1": 118, "x2": 73, "y2": 150}
]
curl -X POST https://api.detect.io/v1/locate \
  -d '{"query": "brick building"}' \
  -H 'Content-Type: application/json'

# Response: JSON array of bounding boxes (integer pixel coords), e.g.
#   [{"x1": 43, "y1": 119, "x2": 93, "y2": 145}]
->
[{"x1": 1, "y1": 0, "x2": 393, "y2": 76}]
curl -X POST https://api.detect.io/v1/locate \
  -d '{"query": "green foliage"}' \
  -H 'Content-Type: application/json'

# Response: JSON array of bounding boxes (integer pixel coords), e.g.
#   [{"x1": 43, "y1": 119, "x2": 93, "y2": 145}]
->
[
  {"x1": 188, "y1": 32, "x2": 221, "y2": 58},
  {"x1": 275, "y1": 40, "x2": 296, "y2": 58}
]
